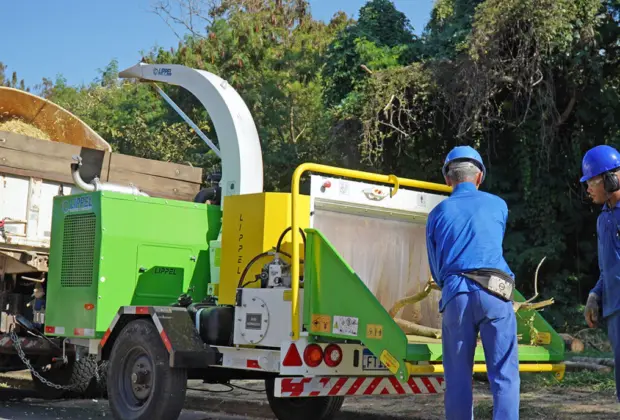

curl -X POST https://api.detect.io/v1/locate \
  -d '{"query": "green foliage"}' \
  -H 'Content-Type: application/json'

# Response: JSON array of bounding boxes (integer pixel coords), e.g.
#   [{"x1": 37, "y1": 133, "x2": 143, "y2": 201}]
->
[
  {"x1": 5, "y1": 0, "x2": 620, "y2": 330},
  {"x1": 321, "y1": 0, "x2": 416, "y2": 107}
]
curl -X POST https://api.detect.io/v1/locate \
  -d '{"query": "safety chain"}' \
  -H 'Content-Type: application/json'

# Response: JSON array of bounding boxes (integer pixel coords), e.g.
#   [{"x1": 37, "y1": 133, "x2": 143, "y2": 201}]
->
[{"x1": 10, "y1": 329, "x2": 102, "y2": 391}]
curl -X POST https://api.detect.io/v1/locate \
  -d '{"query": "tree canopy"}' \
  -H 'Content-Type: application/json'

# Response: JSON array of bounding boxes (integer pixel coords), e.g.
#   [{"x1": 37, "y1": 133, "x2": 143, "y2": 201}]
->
[{"x1": 4, "y1": 0, "x2": 620, "y2": 331}]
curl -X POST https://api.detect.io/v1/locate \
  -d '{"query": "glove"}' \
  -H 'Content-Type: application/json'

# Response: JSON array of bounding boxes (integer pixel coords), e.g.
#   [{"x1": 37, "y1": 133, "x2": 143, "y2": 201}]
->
[{"x1": 585, "y1": 293, "x2": 599, "y2": 328}]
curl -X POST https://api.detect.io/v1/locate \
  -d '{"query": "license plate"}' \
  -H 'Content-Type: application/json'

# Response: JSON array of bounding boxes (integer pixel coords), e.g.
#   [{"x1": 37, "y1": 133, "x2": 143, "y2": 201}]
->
[{"x1": 362, "y1": 349, "x2": 388, "y2": 371}]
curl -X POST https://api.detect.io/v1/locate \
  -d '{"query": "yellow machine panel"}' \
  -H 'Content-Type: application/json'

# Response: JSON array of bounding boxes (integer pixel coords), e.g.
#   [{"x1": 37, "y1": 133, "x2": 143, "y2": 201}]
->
[{"x1": 219, "y1": 192, "x2": 311, "y2": 305}]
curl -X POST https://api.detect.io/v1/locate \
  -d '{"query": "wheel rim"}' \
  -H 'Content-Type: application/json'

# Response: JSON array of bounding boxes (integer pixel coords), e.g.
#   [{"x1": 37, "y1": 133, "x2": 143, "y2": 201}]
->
[{"x1": 118, "y1": 347, "x2": 154, "y2": 410}]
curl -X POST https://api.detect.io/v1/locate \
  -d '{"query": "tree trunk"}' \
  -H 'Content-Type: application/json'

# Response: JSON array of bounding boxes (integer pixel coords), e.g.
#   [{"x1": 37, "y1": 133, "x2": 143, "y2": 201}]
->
[{"x1": 559, "y1": 333, "x2": 585, "y2": 353}]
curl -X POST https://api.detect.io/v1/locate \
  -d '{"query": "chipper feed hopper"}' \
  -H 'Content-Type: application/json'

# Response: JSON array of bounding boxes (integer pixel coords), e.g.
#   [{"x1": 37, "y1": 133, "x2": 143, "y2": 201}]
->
[{"x1": 6, "y1": 63, "x2": 565, "y2": 420}]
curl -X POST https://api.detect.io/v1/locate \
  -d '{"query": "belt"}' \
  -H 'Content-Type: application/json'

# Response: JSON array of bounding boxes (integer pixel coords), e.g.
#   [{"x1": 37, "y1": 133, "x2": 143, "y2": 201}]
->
[{"x1": 461, "y1": 268, "x2": 515, "y2": 302}]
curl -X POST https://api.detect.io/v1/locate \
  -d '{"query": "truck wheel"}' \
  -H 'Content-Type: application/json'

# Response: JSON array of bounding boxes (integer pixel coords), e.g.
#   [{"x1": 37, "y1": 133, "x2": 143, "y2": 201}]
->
[
  {"x1": 265, "y1": 378, "x2": 344, "y2": 420},
  {"x1": 107, "y1": 319, "x2": 187, "y2": 420},
  {"x1": 84, "y1": 360, "x2": 109, "y2": 399},
  {"x1": 30, "y1": 354, "x2": 98, "y2": 400}
]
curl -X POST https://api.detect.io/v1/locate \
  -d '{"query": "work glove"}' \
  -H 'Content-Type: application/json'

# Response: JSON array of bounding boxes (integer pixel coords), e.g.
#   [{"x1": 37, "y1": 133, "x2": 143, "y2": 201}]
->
[{"x1": 584, "y1": 293, "x2": 599, "y2": 328}]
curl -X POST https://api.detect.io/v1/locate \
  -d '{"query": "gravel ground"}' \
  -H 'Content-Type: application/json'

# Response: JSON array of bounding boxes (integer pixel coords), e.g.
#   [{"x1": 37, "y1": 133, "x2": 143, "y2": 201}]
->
[{"x1": 0, "y1": 372, "x2": 618, "y2": 419}]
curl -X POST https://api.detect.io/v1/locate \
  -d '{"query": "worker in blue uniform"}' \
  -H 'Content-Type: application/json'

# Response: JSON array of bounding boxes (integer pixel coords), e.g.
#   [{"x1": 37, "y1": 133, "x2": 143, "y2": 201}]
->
[
  {"x1": 426, "y1": 146, "x2": 520, "y2": 420},
  {"x1": 581, "y1": 144, "x2": 620, "y2": 402}
]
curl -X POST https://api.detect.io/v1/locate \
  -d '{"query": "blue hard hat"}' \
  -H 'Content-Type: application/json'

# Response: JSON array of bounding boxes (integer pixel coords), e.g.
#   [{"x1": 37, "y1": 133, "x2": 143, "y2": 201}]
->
[
  {"x1": 442, "y1": 145, "x2": 486, "y2": 181},
  {"x1": 580, "y1": 145, "x2": 620, "y2": 182}
]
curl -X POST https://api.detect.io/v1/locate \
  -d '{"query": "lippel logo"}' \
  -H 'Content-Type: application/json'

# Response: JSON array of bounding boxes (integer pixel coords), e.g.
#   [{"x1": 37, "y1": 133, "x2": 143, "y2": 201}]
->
[
  {"x1": 153, "y1": 67, "x2": 172, "y2": 76},
  {"x1": 62, "y1": 195, "x2": 93, "y2": 214}
]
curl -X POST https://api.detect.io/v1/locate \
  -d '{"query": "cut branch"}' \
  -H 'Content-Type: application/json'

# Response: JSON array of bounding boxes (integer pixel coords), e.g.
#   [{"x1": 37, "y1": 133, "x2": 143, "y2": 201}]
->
[{"x1": 394, "y1": 318, "x2": 442, "y2": 339}]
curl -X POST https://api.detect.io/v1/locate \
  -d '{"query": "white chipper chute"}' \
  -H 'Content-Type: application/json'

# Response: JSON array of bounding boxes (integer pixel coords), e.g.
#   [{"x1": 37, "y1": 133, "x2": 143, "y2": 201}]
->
[{"x1": 118, "y1": 63, "x2": 264, "y2": 204}]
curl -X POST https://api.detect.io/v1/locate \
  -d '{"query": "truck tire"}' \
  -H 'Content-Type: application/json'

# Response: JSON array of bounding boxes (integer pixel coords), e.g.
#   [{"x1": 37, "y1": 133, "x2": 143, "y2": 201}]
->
[
  {"x1": 30, "y1": 354, "x2": 97, "y2": 400},
  {"x1": 84, "y1": 360, "x2": 109, "y2": 399},
  {"x1": 107, "y1": 319, "x2": 187, "y2": 420},
  {"x1": 265, "y1": 378, "x2": 344, "y2": 420}
]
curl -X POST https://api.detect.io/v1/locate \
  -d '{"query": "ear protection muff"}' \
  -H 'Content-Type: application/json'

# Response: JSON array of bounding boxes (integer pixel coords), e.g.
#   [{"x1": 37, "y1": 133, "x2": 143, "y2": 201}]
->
[{"x1": 603, "y1": 170, "x2": 620, "y2": 193}]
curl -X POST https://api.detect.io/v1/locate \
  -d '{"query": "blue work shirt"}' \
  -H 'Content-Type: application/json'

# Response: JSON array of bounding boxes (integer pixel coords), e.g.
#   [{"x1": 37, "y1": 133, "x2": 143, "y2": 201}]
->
[
  {"x1": 590, "y1": 201, "x2": 620, "y2": 319},
  {"x1": 426, "y1": 182, "x2": 515, "y2": 311}
]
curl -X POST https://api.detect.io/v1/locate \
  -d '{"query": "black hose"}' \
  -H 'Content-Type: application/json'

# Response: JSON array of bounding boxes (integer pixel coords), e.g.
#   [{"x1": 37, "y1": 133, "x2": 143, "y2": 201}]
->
[
  {"x1": 276, "y1": 226, "x2": 307, "y2": 253},
  {"x1": 237, "y1": 226, "x2": 308, "y2": 289},
  {"x1": 237, "y1": 251, "x2": 272, "y2": 288}
]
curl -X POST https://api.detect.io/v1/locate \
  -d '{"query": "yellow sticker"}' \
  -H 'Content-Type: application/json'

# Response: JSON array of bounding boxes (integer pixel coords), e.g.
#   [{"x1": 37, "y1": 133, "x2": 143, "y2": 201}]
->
[
  {"x1": 311, "y1": 314, "x2": 331, "y2": 333},
  {"x1": 534, "y1": 331, "x2": 551, "y2": 345},
  {"x1": 366, "y1": 324, "x2": 384, "y2": 340},
  {"x1": 380, "y1": 349, "x2": 400, "y2": 375},
  {"x1": 283, "y1": 290, "x2": 292, "y2": 301}
]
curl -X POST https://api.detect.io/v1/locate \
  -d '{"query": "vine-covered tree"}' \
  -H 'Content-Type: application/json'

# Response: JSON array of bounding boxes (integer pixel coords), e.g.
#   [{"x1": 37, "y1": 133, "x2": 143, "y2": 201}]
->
[{"x1": 10, "y1": 0, "x2": 619, "y2": 330}]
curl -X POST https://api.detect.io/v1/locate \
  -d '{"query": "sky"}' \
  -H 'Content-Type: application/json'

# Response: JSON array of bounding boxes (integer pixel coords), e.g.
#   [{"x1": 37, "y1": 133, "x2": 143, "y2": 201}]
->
[{"x1": 1, "y1": 0, "x2": 435, "y2": 88}]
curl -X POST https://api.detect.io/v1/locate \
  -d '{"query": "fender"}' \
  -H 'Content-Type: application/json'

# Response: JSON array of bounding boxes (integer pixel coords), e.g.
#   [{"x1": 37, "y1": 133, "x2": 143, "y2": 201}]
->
[{"x1": 99, "y1": 306, "x2": 217, "y2": 368}]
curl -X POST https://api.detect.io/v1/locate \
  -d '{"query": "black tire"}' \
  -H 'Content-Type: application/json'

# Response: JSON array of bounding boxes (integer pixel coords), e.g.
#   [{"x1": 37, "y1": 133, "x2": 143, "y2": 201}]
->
[
  {"x1": 84, "y1": 359, "x2": 109, "y2": 399},
  {"x1": 107, "y1": 319, "x2": 187, "y2": 420},
  {"x1": 30, "y1": 354, "x2": 97, "y2": 400},
  {"x1": 265, "y1": 377, "x2": 344, "y2": 420}
]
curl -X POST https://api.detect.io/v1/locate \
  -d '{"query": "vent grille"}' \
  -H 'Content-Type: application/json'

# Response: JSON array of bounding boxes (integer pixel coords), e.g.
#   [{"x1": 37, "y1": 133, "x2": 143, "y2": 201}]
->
[{"x1": 61, "y1": 213, "x2": 96, "y2": 287}]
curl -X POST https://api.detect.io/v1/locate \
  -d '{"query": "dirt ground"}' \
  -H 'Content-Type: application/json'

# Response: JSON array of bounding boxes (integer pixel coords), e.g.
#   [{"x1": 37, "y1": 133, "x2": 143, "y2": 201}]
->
[{"x1": 0, "y1": 372, "x2": 619, "y2": 420}]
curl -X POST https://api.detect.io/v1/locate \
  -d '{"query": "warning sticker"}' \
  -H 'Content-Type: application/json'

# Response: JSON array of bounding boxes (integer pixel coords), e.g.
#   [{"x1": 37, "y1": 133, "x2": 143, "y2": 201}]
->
[
  {"x1": 380, "y1": 350, "x2": 400, "y2": 375},
  {"x1": 311, "y1": 314, "x2": 331, "y2": 333},
  {"x1": 333, "y1": 316, "x2": 358, "y2": 337},
  {"x1": 534, "y1": 331, "x2": 551, "y2": 345},
  {"x1": 366, "y1": 324, "x2": 383, "y2": 340}
]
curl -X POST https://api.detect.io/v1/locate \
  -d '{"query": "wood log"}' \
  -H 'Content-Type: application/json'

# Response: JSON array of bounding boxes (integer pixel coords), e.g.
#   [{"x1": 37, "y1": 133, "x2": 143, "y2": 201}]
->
[
  {"x1": 395, "y1": 318, "x2": 442, "y2": 339},
  {"x1": 564, "y1": 361, "x2": 611, "y2": 373},
  {"x1": 559, "y1": 333, "x2": 585, "y2": 353}
]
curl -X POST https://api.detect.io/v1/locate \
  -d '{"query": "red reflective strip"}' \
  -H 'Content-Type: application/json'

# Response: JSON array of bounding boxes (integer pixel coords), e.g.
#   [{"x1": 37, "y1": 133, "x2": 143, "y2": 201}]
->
[
  {"x1": 346, "y1": 377, "x2": 366, "y2": 395},
  {"x1": 45, "y1": 326, "x2": 54, "y2": 334},
  {"x1": 160, "y1": 330, "x2": 172, "y2": 352},
  {"x1": 389, "y1": 376, "x2": 405, "y2": 394},
  {"x1": 74, "y1": 328, "x2": 84, "y2": 336},
  {"x1": 421, "y1": 377, "x2": 436, "y2": 393},
  {"x1": 363, "y1": 377, "x2": 383, "y2": 395},
  {"x1": 407, "y1": 378, "x2": 422, "y2": 393},
  {"x1": 247, "y1": 360, "x2": 260, "y2": 369},
  {"x1": 100, "y1": 329, "x2": 112, "y2": 347},
  {"x1": 281, "y1": 377, "x2": 312, "y2": 397},
  {"x1": 136, "y1": 307, "x2": 149, "y2": 315},
  {"x1": 328, "y1": 377, "x2": 347, "y2": 396}
]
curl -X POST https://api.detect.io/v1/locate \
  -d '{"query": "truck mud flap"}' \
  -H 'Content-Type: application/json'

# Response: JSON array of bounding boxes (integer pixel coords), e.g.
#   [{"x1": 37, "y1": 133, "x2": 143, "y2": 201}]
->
[
  {"x1": 100, "y1": 306, "x2": 216, "y2": 368},
  {"x1": 274, "y1": 376, "x2": 445, "y2": 398}
]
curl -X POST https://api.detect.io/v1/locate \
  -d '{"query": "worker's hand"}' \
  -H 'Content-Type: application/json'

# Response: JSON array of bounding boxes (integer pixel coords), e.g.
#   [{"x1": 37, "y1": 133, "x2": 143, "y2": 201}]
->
[{"x1": 584, "y1": 293, "x2": 599, "y2": 328}]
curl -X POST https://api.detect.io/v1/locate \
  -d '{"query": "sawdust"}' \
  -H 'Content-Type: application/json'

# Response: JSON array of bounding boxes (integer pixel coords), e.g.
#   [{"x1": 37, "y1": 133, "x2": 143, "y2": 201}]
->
[{"x1": 0, "y1": 118, "x2": 50, "y2": 140}]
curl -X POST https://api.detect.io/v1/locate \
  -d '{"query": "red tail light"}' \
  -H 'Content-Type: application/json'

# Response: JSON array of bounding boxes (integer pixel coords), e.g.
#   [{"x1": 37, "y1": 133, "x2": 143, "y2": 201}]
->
[
  {"x1": 283, "y1": 343, "x2": 303, "y2": 366},
  {"x1": 323, "y1": 344, "x2": 343, "y2": 367},
  {"x1": 303, "y1": 344, "x2": 323, "y2": 367}
]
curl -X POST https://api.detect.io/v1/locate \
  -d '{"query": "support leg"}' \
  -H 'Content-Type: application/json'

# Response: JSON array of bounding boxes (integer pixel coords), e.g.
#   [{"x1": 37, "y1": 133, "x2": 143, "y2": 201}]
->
[
  {"x1": 442, "y1": 293, "x2": 477, "y2": 420},
  {"x1": 606, "y1": 312, "x2": 620, "y2": 402},
  {"x1": 476, "y1": 290, "x2": 520, "y2": 420}
]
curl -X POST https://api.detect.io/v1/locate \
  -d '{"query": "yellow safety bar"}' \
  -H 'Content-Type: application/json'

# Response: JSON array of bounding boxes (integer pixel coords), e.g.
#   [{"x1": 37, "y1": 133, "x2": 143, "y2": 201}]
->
[
  {"x1": 407, "y1": 362, "x2": 566, "y2": 380},
  {"x1": 290, "y1": 163, "x2": 453, "y2": 340}
]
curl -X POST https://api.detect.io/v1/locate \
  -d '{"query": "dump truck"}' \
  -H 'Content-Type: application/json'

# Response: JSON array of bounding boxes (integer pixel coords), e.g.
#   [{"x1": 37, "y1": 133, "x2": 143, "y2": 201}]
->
[
  {"x1": 0, "y1": 85, "x2": 208, "y2": 397},
  {"x1": 1, "y1": 63, "x2": 565, "y2": 420}
]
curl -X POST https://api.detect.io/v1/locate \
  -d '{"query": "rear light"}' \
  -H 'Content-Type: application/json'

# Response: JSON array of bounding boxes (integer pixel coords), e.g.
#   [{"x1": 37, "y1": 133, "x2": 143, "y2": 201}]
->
[
  {"x1": 303, "y1": 344, "x2": 323, "y2": 367},
  {"x1": 323, "y1": 344, "x2": 343, "y2": 367},
  {"x1": 283, "y1": 343, "x2": 303, "y2": 366}
]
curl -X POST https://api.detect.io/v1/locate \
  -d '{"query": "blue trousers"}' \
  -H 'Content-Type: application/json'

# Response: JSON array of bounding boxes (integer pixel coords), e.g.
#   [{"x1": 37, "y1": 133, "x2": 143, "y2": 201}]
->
[
  {"x1": 442, "y1": 290, "x2": 520, "y2": 419},
  {"x1": 606, "y1": 312, "x2": 620, "y2": 402}
]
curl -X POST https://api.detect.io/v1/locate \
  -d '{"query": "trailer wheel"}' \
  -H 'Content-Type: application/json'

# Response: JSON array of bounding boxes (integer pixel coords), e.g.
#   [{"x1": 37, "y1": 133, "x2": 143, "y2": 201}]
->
[
  {"x1": 107, "y1": 319, "x2": 187, "y2": 420},
  {"x1": 265, "y1": 378, "x2": 344, "y2": 420}
]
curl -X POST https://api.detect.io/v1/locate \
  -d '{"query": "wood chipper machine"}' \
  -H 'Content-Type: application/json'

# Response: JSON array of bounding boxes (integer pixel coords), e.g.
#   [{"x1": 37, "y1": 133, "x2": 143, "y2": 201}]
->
[{"x1": 2, "y1": 63, "x2": 566, "y2": 420}]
